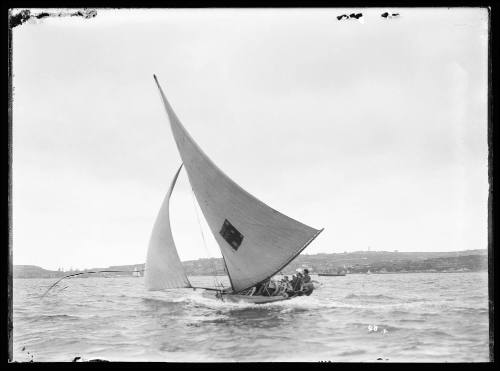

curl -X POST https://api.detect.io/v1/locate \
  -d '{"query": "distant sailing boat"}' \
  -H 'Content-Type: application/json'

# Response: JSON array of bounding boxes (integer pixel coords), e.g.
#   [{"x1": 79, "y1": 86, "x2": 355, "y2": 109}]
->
[
  {"x1": 318, "y1": 270, "x2": 346, "y2": 277},
  {"x1": 133, "y1": 267, "x2": 141, "y2": 277},
  {"x1": 144, "y1": 75, "x2": 324, "y2": 304}
]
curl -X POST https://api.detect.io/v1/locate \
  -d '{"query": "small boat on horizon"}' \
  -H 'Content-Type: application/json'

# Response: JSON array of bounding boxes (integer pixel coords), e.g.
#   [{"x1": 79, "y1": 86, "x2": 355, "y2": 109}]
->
[
  {"x1": 317, "y1": 266, "x2": 347, "y2": 276},
  {"x1": 318, "y1": 272, "x2": 346, "y2": 277},
  {"x1": 132, "y1": 267, "x2": 141, "y2": 277}
]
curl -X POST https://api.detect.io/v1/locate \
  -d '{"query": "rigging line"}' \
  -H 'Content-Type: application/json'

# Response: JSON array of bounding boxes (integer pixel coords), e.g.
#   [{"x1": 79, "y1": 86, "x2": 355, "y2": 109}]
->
[
  {"x1": 40, "y1": 269, "x2": 145, "y2": 297},
  {"x1": 188, "y1": 185, "x2": 220, "y2": 289}
]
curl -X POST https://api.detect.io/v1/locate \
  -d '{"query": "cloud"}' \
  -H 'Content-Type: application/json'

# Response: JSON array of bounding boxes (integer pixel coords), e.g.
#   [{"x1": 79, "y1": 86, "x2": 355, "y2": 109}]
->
[{"x1": 12, "y1": 8, "x2": 488, "y2": 269}]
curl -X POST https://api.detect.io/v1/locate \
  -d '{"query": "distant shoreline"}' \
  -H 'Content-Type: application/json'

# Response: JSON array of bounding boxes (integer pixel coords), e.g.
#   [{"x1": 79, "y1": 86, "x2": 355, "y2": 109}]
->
[
  {"x1": 13, "y1": 249, "x2": 487, "y2": 279},
  {"x1": 13, "y1": 269, "x2": 488, "y2": 280}
]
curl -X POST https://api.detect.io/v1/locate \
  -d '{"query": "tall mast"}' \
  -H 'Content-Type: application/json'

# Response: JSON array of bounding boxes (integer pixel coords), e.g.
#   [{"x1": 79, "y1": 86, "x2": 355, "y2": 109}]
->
[{"x1": 220, "y1": 254, "x2": 234, "y2": 290}]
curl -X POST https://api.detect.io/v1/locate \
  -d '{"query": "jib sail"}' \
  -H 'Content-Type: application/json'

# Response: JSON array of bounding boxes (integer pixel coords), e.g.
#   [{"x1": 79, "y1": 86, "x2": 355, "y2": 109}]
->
[{"x1": 145, "y1": 164, "x2": 191, "y2": 290}]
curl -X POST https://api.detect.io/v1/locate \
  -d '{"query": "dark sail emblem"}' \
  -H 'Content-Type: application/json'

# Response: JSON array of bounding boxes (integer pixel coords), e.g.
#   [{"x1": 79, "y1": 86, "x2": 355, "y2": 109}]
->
[{"x1": 220, "y1": 219, "x2": 244, "y2": 251}]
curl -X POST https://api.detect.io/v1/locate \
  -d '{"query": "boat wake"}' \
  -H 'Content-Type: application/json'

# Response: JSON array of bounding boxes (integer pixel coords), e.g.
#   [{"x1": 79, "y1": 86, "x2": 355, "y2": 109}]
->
[
  {"x1": 345, "y1": 293, "x2": 397, "y2": 301},
  {"x1": 141, "y1": 287, "x2": 445, "y2": 317}
]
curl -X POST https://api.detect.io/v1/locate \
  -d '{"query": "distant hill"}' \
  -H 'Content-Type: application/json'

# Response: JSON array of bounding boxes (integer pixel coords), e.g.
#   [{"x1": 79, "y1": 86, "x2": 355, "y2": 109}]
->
[
  {"x1": 13, "y1": 249, "x2": 488, "y2": 279},
  {"x1": 12, "y1": 264, "x2": 145, "y2": 279},
  {"x1": 293, "y1": 249, "x2": 488, "y2": 275},
  {"x1": 13, "y1": 265, "x2": 63, "y2": 279}
]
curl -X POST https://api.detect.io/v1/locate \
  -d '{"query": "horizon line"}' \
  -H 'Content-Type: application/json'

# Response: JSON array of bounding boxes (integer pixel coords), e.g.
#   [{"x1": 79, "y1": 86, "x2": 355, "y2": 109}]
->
[{"x1": 14, "y1": 247, "x2": 488, "y2": 271}]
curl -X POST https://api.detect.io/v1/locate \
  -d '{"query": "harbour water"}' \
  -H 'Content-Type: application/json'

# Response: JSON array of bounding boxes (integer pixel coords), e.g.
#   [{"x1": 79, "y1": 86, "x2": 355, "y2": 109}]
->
[{"x1": 13, "y1": 272, "x2": 490, "y2": 362}]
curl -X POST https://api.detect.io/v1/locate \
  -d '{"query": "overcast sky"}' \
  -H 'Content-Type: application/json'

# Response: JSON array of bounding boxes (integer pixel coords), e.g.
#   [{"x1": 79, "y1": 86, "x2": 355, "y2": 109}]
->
[{"x1": 12, "y1": 8, "x2": 488, "y2": 270}]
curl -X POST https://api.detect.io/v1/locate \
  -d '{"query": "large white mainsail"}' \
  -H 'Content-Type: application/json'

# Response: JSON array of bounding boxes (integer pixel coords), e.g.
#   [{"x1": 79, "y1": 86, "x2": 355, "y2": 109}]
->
[
  {"x1": 145, "y1": 164, "x2": 191, "y2": 290},
  {"x1": 153, "y1": 75, "x2": 323, "y2": 293}
]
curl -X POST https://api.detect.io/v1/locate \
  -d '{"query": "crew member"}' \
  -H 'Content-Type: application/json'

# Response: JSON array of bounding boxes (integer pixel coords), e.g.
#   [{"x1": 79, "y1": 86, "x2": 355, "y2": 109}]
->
[{"x1": 302, "y1": 269, "x2": 314, "y2": 296}]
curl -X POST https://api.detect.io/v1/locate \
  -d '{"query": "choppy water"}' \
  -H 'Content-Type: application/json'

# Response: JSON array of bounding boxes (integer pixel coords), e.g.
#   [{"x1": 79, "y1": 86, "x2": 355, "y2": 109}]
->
[{"x1": 13, "y1": 272, "x2": 490, "y2": 362}]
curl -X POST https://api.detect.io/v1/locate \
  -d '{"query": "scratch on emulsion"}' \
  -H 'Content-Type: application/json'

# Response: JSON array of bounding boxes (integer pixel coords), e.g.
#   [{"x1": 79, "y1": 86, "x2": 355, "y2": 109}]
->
[{"x1": 9, "y1": 8, "x2": 97, "y2": 28}]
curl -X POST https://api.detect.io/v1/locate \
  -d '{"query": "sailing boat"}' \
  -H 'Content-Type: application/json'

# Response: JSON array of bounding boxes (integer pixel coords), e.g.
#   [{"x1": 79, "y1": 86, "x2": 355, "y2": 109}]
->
[{"x1": 144, "y1": 75, "x2": 324, "y2": 304}]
